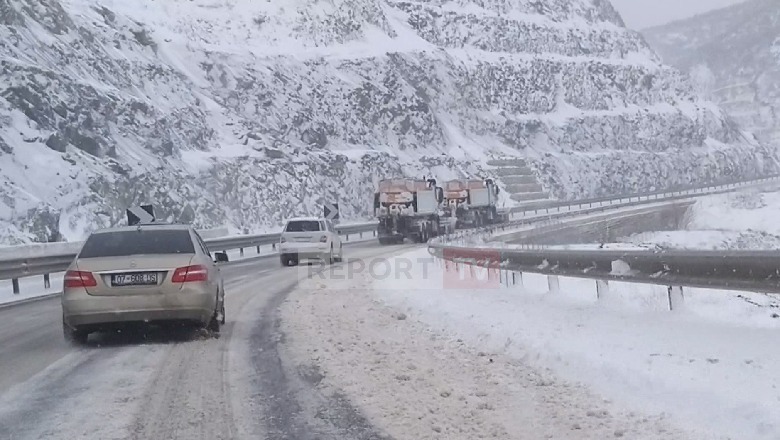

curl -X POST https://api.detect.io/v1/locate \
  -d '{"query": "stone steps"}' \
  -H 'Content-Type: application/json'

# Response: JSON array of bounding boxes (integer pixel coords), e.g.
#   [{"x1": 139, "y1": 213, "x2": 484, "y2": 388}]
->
[
  {"x1": 501, "y1": 175, "x2": 538, "y2": 184},
  {"x1": 509, "y1": 199, "x2": 559, "y2": 211},
  {"x1": 506, "y1": 183, "x2": 544, "y2": 194},
  {"x1": 494, "y1": 167, "x2": 535, "y2": 177},
  {"x1": 486, "y1": 158, "x2": 527, "y2": 167},
  {"x1": 510, "y1": 191, "x2": 549, "y2": 202}
]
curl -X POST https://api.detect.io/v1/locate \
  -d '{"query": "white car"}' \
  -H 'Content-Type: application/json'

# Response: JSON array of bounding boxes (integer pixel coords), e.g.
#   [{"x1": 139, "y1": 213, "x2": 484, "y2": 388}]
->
[{"x1": 279, "y1": 217, "x2": 343, "y2": 266}]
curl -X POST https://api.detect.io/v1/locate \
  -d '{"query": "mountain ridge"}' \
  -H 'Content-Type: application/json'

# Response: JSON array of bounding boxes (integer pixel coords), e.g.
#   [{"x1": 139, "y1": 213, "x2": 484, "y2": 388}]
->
[
  {"x1": 0, "y1": 0, "x2": 775, "y2": 244},
  {"x1": 643, "y1": 0, "x2": 780, "y2": 147}
]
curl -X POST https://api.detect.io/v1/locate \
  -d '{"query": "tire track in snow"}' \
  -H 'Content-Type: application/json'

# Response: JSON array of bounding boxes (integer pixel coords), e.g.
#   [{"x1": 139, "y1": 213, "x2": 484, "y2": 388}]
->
[{"x1": 246, "y1": 246, "x2": 416, "y2": 440}]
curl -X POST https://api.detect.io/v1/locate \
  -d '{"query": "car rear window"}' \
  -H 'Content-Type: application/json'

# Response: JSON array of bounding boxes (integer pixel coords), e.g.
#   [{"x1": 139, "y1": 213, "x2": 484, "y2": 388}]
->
[
  {"x1": 285, "y1": 220, "x2": 321, "y2": 232},
  {"x1": 79, "y1": 229, "x2": 195, "y2": 258}
]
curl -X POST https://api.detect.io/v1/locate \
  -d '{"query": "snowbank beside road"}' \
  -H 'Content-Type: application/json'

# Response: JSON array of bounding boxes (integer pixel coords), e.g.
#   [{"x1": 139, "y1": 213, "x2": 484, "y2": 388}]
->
[
  {"x1": 619, "y1": 189, "x2": 780, "y2": 250},
  {"x1": 622, "y1": 229, "x2": 780, "y2": 250},
  {"x1": 282, "y1": 250, "x2": 710, "y2": 440},
  {"x1": 359, "y1": 249, "x2": 779, "y2": 440},
  {"x1": 689, "y1": 190, "x2": 780, "y2": 233}
]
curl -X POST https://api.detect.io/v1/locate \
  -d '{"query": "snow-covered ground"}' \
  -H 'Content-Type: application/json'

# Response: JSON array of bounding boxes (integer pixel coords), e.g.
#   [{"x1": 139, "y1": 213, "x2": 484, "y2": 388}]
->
[
  {"x1": 619, "y1": 189, "x2": 780, "y2": 250},
  {"x1": 0, "y1": 273, "x2": 64, "y2": 307},
  {"x1": 285, "y1": 253, "x2": 703, "y2": 439},
  {"x1": 309, "y1": 248, "x2": 778, "y2": 439}
]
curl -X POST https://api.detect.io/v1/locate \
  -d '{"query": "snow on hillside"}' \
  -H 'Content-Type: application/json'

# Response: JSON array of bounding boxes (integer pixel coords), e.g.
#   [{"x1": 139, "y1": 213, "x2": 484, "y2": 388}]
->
[
  {"x1": 0, "y1": 0, "x2": 776, "y2": 244},
  {"x1": 643, "y1": 0, "x2": 780, "y2": 147}
]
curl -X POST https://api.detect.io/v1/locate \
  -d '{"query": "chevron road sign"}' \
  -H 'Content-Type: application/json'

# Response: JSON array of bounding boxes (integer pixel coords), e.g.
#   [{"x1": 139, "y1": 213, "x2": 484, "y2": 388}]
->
[
  {"x1": 127, "y1": 205, "x2": 155, "y2": 225},
  {"x1": 323, "y1": 202, "x2": 339, "y2": 222}
]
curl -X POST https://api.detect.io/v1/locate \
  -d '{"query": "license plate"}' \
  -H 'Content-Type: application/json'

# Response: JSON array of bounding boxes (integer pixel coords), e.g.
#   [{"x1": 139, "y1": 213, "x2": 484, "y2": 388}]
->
[{"x1": 111, "y1": 272, "x2": 158, "y2": 286}]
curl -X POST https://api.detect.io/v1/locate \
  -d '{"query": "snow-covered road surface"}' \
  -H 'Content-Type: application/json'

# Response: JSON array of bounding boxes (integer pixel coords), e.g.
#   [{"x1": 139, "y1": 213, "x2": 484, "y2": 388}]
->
[
  {"x1": 0, "y1": 242, "x2": 405, "y2": 440},
  {"x1": 2, "y1": 241, "x2": 770, "y2": 439}
]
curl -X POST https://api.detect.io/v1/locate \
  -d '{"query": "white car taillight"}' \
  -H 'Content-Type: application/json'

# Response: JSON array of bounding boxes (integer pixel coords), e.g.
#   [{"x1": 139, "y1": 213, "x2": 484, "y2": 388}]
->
[
  {"x1": 320, "y1": 235, "x2": 328, "y2": 243},
  {"x1": 280, "y1": 237, "x2": 287, "y2": 243}
]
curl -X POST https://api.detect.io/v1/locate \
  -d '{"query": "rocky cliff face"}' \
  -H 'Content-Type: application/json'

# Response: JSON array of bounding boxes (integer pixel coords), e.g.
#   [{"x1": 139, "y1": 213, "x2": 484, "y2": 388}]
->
[
  {"x1": 644, "y1": 0, "x2": 780, "y2": 148},
  {"x1": 0, "y1": 0, "x2": 775, "y2": 244}
]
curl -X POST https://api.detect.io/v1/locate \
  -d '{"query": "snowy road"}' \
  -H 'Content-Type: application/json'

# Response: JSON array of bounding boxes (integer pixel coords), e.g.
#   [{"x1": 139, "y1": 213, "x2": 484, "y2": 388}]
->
[{"x1": 0, "y1": 242, "x2": 407, "y2": 440}]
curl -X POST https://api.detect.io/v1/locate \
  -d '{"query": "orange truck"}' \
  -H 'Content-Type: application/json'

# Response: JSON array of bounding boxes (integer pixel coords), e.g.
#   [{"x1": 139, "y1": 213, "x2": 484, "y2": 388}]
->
[
  {"x1": 441, "y1": 179, "x2": 503, "y2": 228},
  {"x1": 373, "y1": 178, "x2": 446, "y2": 244}
]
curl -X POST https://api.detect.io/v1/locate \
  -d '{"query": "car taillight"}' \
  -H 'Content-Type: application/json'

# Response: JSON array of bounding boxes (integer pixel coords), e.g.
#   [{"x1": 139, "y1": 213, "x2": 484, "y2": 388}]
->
[
  {"x1": 280, "y1": 237, "x2": 286, "y2": 243},
  {"x1": 320, "y1": 235, "x2": 328, "y2": 243},
  {"x1": 171, "y1": 265, "x2": 209, "y2": 283},
  {"x1": 64, "y1": 270, "x2": 97, "y2": 288}
]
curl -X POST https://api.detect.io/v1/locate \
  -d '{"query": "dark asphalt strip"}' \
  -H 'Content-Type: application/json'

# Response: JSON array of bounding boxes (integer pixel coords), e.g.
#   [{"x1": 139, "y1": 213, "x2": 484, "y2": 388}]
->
[{"x1": 248, "y1": 272, "x2": 394, "y2": 440}]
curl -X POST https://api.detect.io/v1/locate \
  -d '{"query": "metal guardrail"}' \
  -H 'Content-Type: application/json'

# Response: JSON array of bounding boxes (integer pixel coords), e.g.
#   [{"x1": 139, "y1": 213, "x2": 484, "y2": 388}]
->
[
  {"x1": 429, "y1": 174, "x2": 780, "y2": 306},
  {"x1": 0, "y1": 221, "x2": 380, "y2": 294},
  {"x1": 503, "y1": 175, "x2": 780, "y2": 215},
  {"x1": 428, "y1": 244, "x2": 780, "y2": 294},
  {"x1": 3, "y1": 173, "x2": 780, "y2": 296}
]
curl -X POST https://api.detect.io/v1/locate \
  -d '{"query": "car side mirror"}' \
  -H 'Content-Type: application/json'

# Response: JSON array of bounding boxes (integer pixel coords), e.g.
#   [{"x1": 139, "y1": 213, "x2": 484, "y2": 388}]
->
[{"x1": 214, "y1": 252, "x2": 229, "y2": 263}]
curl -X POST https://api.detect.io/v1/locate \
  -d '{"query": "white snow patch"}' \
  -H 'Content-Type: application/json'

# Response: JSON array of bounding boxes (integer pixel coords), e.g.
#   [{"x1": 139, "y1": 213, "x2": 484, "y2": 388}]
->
[{"x1": 367, "y1": 248, "x2": 780, "y2": 440}]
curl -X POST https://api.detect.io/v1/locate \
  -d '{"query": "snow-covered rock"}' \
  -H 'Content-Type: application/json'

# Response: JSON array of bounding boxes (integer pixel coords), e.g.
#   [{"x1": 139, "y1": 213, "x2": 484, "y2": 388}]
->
[
  {"x1": 0, "y1": 0, "x2": 776, "y2": 244},
  {"x1": 643, "y1": 0, "x2": 780, "y2": 148}
]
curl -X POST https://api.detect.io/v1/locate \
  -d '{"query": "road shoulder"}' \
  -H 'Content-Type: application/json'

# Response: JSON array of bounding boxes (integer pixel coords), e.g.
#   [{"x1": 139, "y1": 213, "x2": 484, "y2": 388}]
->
[{"x1": 280, "y1": 265, "x2": 702, "y2": 439}]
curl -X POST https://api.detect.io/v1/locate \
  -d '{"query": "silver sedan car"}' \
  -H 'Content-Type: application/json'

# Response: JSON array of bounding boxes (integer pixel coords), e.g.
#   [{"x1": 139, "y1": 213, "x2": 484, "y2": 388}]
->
[{"x1": 62, "y1": 224, "x2": 227, "y2": 344}]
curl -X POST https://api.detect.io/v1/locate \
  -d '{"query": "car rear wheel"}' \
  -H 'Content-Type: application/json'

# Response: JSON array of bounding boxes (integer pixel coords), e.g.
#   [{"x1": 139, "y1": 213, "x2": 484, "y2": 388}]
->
[
  {"x1": 63, "y1": 320, "x2": 88, "y2": 345},
  {"x1": 208, "y1": 314, "x2": 221, "y2": 333},
  {"x1": 280, "y1": 254, "x2": 299, "y2": 267},
  {"x1": 208, "y1": 291, "x2": 223, "y2": 332},
  {"x1": 219, "y1": 292, "x2": 226, "y2": 325}
]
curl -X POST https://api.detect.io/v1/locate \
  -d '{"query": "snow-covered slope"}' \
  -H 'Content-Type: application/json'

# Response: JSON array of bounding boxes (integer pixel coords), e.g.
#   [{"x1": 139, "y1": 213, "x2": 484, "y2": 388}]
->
[
  {"x1": 1, "y1": 0, "x2": 776, "y2": 244},
  {"x1": 643, "y1": 0, "x2": 780, "y2": 147}
]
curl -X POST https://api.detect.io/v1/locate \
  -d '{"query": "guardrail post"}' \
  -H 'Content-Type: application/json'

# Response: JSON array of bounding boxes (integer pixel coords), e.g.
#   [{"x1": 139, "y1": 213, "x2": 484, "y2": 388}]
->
[
  {"x1": 360, "y1": 232, "x2": 363, "y2": 239},
  {"x1": 239, "y1": 247, "x2": 244, "y2": 257},
  {"x1": 12, "y1": 278, "x2": 19, "y2": 295},
  {"x1": 667, "y1": 286, "x2": 684, "y2": 311},
  {"x1": 547, "y1": 275, "x2": 559, "y2": 294},
  {"x1": 514, "y1": 272, "x2": 523, "y2": 287},
  {"x1": 256, "y1": 246, "x2": 261, "y2": 254},
  {"x1": 346, "y1": 234, "x2": 350, "y2": 241},
  {"x1": 44, "y1": 273, "x2": 51, "y2": 289},
  {"x1": 596, "y1": 280, "x2": 609, "y2": 300}
]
